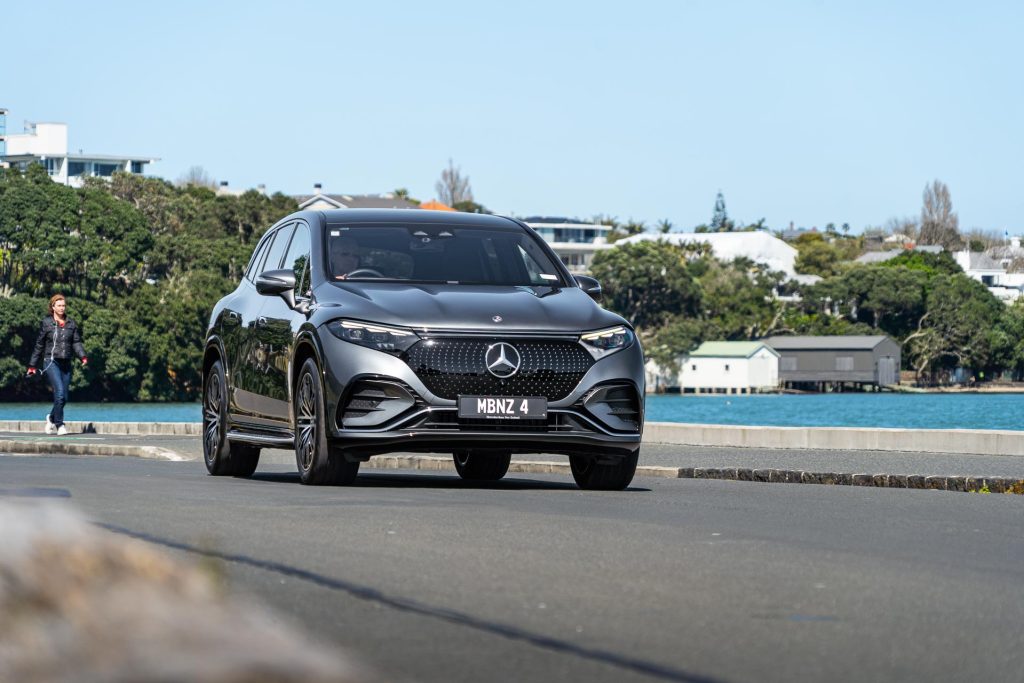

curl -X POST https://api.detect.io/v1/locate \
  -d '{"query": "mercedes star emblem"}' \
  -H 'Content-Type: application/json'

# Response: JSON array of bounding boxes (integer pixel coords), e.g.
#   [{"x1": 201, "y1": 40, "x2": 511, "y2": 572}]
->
[
  {"x1": 492, "y1": 315, "x2": 503, "y2": 323},
  {"x1": 485, "y1": 342, "x2": 521, "y2": 378}
]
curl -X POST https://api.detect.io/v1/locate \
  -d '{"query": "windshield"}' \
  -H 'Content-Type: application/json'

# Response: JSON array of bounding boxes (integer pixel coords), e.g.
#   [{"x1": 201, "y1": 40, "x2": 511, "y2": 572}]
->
[{"x1": 325, "y1": 223, "x2": 567, "y2": 286}]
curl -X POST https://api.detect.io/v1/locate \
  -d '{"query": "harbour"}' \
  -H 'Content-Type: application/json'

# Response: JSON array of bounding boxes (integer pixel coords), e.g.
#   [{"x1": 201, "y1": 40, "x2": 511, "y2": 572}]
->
[{"x1": 3, "y1": 392, "x2": 1022, "y2": 431}]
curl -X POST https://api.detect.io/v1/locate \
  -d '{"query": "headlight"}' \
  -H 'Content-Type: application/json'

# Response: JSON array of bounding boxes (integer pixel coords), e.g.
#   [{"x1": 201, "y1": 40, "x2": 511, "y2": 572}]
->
[
  {"x1": 580, "y1": 325, "x2": 635, "y2": 359},
  {"x1": 325, "y1": 319, "x2": 420, "y2": 354}
]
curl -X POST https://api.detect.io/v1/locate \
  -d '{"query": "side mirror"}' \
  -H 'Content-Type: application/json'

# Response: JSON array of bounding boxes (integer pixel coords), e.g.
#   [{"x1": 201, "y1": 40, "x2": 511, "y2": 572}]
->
[
  {"x1": 256, "y1": 269, "x2": 297, "y2": 308},
  {"x1": 256, "y1": 269, "x2": 296, "y2": 295},
  {"x1": 574, "y1": 275, "x2": 602, "y2": 303}
]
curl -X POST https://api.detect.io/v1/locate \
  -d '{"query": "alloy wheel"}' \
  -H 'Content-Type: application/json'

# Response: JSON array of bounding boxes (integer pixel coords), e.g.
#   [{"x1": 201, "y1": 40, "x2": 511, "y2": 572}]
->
[
  {"x1": 296, "y1": 373, "x2": 317, "y2": 471},
  {"x1": 203, "y1": 372, "x2": 222, "y2": 460}
]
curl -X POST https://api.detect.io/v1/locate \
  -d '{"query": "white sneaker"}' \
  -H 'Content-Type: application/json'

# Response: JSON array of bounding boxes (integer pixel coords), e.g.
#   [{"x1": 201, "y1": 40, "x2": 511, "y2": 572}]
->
[
  {"x1": 45, "y1": 414, "x2": 55, "y2": 435},
  {"x1": 57, "y1": 425, "x2": 68, "y2": 436}
]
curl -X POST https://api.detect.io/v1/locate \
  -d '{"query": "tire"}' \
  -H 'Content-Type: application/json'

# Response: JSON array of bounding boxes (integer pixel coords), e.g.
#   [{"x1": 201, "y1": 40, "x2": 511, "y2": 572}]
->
[
  {"x1": 569, "y1": 451, "x2": 638, "y2": 491},
  {"x1": 203, "y1": 360, "x2": 260, "y2": 477},
  {"x1": 453, "y1": 449, "x2": 512, "y2": 481},
  {"x1": 294, "y1": 358, "x2": 359, "y2": 485}
]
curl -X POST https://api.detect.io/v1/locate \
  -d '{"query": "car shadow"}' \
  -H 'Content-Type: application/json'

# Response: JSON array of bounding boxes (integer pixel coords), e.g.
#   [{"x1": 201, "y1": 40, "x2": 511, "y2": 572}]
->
[{"x1": 248, "y1": 470, "x2": 649, "y2": 492}]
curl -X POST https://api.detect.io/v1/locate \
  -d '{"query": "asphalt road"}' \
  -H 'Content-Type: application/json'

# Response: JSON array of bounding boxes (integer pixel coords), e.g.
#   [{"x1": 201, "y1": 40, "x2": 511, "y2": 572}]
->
[{"x1": 2, "y1": 454, "x2": 1023, "y2": 683}]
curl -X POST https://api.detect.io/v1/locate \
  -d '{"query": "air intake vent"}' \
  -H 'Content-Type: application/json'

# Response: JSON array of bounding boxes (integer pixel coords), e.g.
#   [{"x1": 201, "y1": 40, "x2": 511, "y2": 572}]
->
[
  {"x1": 583, "y1": 385, "x2": 640, "y2": 432},
  {"x1": 338, "y1": 379, "x2": 416, "y2": 428}
]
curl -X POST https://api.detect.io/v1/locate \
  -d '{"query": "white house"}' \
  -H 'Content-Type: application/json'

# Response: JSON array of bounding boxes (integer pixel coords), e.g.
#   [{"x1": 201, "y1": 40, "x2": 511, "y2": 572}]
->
[
  {"x1": 617, "y1": 231, "x2": 817, "y2": 284},
  {"x1": 294, "y1": 184, "x2": 419, "y2": 211},
  {"x1": 523, "y1": 217, "x2": 612, "y2": 274},
  {"x1": 953, "y1": 249, "x2": 1022, "y2": 303},
  {"x1": 0, "y1": 112, "x2": 157, "y2": 187},
  {"x1": 679, "y1": 341, "x2": 780, "y2": 394}
]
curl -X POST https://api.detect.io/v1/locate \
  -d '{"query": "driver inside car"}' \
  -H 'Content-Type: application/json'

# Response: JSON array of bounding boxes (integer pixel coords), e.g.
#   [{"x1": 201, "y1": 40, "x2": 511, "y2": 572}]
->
[{"x1": 330, "y1": 237, "x2": 361, "y2": 279}]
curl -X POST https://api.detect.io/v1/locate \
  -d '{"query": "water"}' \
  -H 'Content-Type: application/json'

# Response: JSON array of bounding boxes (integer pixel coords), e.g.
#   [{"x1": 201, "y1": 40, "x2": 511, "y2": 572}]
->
[
  {"x1": 0, "y1": 402, "x2": 201, "y2": 423},
  {"x1": 1, "y1": 393, "x2": 1022, "y2": 430},
  {"x1": 645, "y1": 393, "x2": 1024, "y2": 431}
]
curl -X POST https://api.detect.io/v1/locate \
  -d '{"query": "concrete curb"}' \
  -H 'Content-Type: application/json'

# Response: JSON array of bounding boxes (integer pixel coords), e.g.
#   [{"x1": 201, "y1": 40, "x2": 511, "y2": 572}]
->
[
  {"x1": 0, "y1": 439, "x2": 187, "y2": 462},
  {"x1": 361, "y1": 456, "x2": 1024, "y2": 495},
  {"x1": 644, "y1": 422, "x2": 1024, "y2": 456},
  {"x1": 671, "y1": 466, "x2": 1024, "y2": 495},
  {"x1": 0, "y1": 421, "x2": 202, "y2": 436}
]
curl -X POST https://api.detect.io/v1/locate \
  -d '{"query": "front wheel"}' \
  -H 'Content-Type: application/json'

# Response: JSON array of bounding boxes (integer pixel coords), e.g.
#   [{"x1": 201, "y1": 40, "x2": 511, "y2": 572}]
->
[
  {"x1": 453, "y1": 449, "x2": 511, "y2": 481},
  {"x1": 203, "y1": 359, "x2": 260, "y2": 477},
  {"x1": 569, "y1": 451, "x2": 638, "y2": 491},
  {"x1": 294, "y1": 358, "x2": 359, "y2": 485}
]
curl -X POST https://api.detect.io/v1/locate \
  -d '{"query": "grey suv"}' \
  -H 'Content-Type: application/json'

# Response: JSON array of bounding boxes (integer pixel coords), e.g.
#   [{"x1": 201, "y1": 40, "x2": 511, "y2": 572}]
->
[{"x1": 202, "y1": 210, "x2": 644, "y2": 489}]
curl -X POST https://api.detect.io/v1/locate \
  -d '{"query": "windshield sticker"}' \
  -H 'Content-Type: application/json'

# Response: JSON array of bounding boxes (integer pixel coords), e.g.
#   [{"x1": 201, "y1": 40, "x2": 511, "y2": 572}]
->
[
  {"x1": 330, "y1": 230, "x2": 340, "y2": 236},
  {"x1": 539, "y1": 274, "x2": 558, "y2": 281}
]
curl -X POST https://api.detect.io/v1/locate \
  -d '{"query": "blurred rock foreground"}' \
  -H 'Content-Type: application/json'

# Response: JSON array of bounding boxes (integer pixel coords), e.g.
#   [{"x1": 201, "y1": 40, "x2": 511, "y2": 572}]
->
[{"x1": 0, "y1": 500, "x2": 374, "y2": 683}]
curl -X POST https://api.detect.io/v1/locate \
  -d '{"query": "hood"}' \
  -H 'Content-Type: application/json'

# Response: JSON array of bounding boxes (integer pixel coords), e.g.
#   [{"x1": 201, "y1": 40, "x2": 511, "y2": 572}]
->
[{"x1": 313, "y1": 282, "x2": 627, "y2": 333}]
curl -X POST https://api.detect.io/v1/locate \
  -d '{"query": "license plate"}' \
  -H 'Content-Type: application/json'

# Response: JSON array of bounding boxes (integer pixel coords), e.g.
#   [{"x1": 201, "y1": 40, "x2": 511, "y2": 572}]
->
[{"x1": 458, "y1": 396, "x2": 548, "y2": 419}]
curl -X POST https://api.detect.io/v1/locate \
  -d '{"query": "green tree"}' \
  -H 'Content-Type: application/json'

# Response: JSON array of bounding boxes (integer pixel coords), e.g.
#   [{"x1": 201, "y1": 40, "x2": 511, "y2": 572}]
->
[
  {"x1": 589, "y1": 240, "x2": 702, "y2": 330},
  {"x1": 392, "y1": 187, "x2": 420, "y2": 206},
  {"x1": 903, "y1": 275, "x2": 1003, "y2": 378},
  {"x1": 710, "y1": 191, "x2": 734, "y2": 232},
  {"x1": 452, "y1": 200, "x2": 490, "y2": 214},
  {"x1": 0, "y1": 166, "x2": 296, "y2": 402},
  {"x1": 793, "y1": 233, "x2": 843, "y2": 277},
  {"x1": 881, "y1": 249, "x2": 961, "y2": 276},
  {"x1": 991, "y1": 300, "x2": 1024, "y2": 379},
  {"x1": 647, "y1": 317, "x2": 722, "y2": 369},
  {"x1": 700, "y1": 258, "x2": 783, "y2": 339}
]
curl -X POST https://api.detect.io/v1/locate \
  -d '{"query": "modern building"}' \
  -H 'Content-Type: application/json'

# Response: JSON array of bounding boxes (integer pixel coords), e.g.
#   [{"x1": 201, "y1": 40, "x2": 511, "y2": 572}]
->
[
  {"x1": 953, "y1": 250, "x2": 1005, "y2": 287},
  {"x1": 215, "y1": 181, "x2": 268, "y2": 197},
  {"x1": 764, "y1": 335, "x2": 901, "y2": 390},
  {"x1": 522, "y1": 217, "x2": 612, "y2": 275},
  {"x1": 950, "y1": 248, "x2": 1023, "y2": 303},
  {"x1": 986, "y1": 237, "x2": 1024, "y2": 298},
  {"x1": 679, "y1": 341, "x2": 780, "y2": 394},
  {"x1": 617, "y1": 231, "x2": 818, "y2": 284},
  {"x1": 295, "y1": 184, "x2": 419, "y2": 211},
  {"x1": 0, "y1": 114, "x2": 157, "y2": 186},
  {"x1": 987, "y1": 236, "x2": 1024, "y2": 270}
]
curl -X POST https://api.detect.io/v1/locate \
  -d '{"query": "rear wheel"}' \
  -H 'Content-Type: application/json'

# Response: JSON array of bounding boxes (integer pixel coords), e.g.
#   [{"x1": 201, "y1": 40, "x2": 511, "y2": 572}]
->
[
  {"x1": 295, "y1": 358, "x2": 359, "y2": 485},
  {"x1": 569, "y1": 451, "x2": 638, "y2": 491},
  {"x1": 453, "y1": 449, "x2": 512, "y2": 481},
  {"x1": 203, "y1": 360, "x2": 260, "y2": 477}
]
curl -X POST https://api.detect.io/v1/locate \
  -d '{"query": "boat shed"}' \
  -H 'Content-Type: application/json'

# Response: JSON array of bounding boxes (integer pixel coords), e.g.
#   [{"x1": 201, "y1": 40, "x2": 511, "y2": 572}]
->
[
  {"x1": 763, "y1": 335, "x2": 901, "y2": 390},
  {"x1": 680, "y1": 341, "x2": 780, "y2": 394}
]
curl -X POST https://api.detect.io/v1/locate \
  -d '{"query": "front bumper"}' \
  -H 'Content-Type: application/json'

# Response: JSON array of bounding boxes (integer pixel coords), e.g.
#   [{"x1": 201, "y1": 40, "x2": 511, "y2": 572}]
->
[{"x1": 318, "y1": 331, "x2": 645, "y2": 459}]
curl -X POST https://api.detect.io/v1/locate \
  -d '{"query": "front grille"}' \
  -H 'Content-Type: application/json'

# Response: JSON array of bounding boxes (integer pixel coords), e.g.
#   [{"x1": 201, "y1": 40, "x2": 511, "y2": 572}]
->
[
  {"x1": 404, "y1": 338, "x2": 594, "y2": 400},
  {"x1": 414, "y1": 410, "x2": 581, "y2": 433}
]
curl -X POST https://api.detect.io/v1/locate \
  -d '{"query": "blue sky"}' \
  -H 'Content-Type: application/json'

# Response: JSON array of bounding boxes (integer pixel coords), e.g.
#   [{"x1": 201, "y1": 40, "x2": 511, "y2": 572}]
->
[{"x1": 4, "y1": 1, "x2": 1022, "y2": 232}]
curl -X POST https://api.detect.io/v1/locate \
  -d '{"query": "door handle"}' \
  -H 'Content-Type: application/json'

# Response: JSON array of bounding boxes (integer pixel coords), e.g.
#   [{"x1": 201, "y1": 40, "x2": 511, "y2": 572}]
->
[
  {"x1": 256, "y1": 316, "x2": 268, "y2": 328},
  {"x1": 225, "y1": 311, "x2": 240, "y2": 322}
]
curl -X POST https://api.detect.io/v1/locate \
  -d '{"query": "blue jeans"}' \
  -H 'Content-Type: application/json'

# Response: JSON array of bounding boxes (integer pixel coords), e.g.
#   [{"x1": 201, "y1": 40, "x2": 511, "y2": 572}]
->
[{"x1": 44, "y1": 359, "x2": 72, "y2": 427}]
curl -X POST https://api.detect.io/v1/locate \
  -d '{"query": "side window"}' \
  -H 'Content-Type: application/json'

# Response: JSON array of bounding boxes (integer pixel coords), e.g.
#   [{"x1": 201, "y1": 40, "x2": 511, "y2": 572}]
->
[
  {"x1": 517, "y1": 245, "x2": 550, "y2": 285},
  {"x1": 260, "y1": 223, "x2": 295, "y2": 276},
  {"x1": 283, "y1": 222, "x2": 311, "y2": 297},
  {"x1": 245, "y1": 234, "x2": 274, "y2": 282}
]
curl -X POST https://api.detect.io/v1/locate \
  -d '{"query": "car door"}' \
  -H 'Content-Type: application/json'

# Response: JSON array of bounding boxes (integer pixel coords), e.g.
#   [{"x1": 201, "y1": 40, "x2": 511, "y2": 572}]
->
[
  {"x1": 223, "y1": 230, "x2": 274, "y2": 419},
  {"x1": 234, "y1": 222, "x2": 295, "y2": 423},
  {"x1": 252, "y1": 220, "x2": 310, "y2": 425}
]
